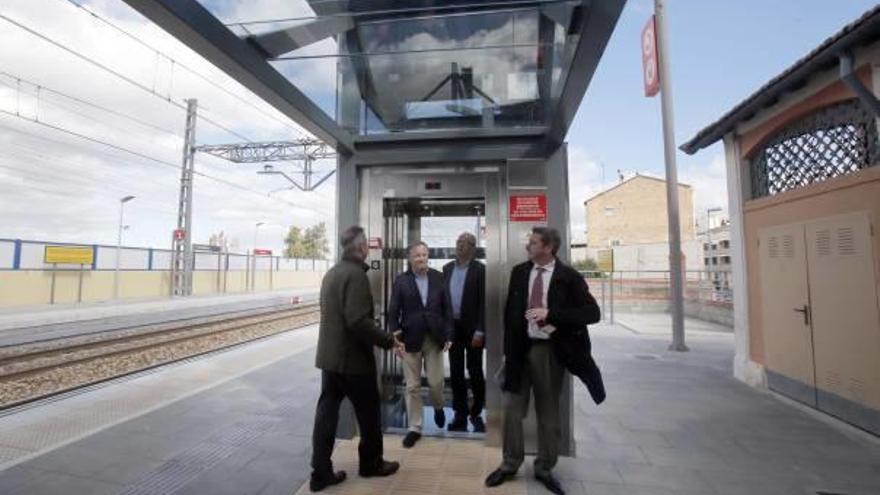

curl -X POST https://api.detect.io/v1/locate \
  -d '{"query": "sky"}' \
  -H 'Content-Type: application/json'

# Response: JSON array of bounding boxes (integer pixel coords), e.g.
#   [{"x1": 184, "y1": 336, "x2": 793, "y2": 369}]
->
[{"x1": 0, "y1": 0, "x2": 877, "y2": 255}]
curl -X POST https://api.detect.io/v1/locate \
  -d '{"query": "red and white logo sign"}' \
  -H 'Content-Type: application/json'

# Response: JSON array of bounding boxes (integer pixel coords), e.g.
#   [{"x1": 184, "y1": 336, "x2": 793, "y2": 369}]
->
[
  {"x1": 253, "y1": 249, "x2": 272, "y2": 255},
  {"x1": 509, "y1": 195, "x2": 547, "y2": 222},
  {"x1": 642, "y1": 15, "x2": 660, "y2": 97},
  {"x1": 173, "y1": 229, "x2": 186, "y2": 241}
]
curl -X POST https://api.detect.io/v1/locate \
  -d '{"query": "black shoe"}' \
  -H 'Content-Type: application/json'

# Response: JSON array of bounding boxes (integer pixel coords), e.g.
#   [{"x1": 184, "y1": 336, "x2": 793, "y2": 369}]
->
[
  {"x1": 447, "y1": 415, "x2": 468, "y2": 432},
  {"x1": 535, "y1": 472, "x2": 565, "y2": 495},
  {"x1": 402, "y1": 431, "x2": 421, "y2": 448},
  {"x1": 470, "y1": 415, "x2": 486, "y2": 433},
  {"x1": 484, "y1": 468, "x2": 514, "y2": 487},
  {"x1": 309, "y1": 470, "x2": 346, "y2": 492},
  {"x1": 434, "y1": 408, "x2": 446, "y2": 428},
  {"x1": 358, "y1": 460, "x2": 400, "y2": 477}
]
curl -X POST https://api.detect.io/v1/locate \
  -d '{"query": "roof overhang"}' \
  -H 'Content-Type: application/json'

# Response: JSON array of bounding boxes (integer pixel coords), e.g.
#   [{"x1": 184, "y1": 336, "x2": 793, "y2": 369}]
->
[
  {"x1": 121, "y1": 0, "x2": 625, "y2": 153},
  {"x1": 121, "y1": 0, "x2": 355, "y2": 154}
]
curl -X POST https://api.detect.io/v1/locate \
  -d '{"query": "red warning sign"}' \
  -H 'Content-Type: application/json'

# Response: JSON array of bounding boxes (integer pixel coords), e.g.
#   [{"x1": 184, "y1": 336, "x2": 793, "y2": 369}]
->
[{"x1": 509, "y1": 195, "x2": 547, "y2": 222}]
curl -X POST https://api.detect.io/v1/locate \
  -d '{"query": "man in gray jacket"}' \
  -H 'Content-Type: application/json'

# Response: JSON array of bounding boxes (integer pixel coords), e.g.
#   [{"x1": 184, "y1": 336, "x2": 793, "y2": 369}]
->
[{"x1": 310, "y1": 226, "x2": 401, "y2": 492}]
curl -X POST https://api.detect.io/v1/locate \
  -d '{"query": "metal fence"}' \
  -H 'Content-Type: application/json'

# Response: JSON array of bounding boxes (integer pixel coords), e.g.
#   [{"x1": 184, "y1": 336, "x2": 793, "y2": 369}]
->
[
  {"x1": 0, "y1": 238, "x2": 331, "y2": 272},
  {"x1": 582, "y1": 270, "x2": 734, "y2": 326}
]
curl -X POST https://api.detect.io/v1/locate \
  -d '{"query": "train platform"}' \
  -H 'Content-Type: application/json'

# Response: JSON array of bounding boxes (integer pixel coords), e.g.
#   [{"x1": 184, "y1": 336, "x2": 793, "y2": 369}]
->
[
  {"x1": 0, "y1": 288, "x2": 319, "y2": 346},
  {"x1": 0, "y1": 316, "x2": 878, "y2": 495}
]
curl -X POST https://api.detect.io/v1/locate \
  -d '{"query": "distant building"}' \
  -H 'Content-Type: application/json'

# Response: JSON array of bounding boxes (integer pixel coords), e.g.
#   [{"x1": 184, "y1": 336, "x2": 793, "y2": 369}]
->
[
  {"x1": 700, "y1": 221, "x2": 732, "y2": 292},
  {"x1": 583, "y1": 174, "x2": 699, "y2": 273},
  {"x1": 584, "y1": 174, "x2": 695, "y2": 248}
]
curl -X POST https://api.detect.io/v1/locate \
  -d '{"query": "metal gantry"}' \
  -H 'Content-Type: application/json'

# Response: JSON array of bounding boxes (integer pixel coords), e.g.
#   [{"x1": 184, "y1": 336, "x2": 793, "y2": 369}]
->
[
  {"x1": 171, "y1": 98, "x2": 198, "y2": 297},
  {"x1": 195, "y1": 138, "x2": 336, "y2": 192}
]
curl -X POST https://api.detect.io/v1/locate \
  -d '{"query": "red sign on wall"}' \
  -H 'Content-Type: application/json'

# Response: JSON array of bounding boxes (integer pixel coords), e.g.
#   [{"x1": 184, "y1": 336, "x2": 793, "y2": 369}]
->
[
  {"x1": 642, "y1": 15, "x2": 660, "y2": 97},
  {"x1": 173, "y1": 229, "x2": 186, "y2": 241},
  {"x1": 509, "y1": 195, "x2": 547, "y2": 222}
]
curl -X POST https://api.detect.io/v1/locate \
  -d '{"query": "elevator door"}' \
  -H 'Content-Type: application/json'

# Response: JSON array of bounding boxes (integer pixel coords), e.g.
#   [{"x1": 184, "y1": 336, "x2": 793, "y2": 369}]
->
[
  {"x1": 380, "y1": 198, "x2": 487, "y2": 437},
  {"x1": 359, "y1": 167, "x2": 505, "y2": 442}
]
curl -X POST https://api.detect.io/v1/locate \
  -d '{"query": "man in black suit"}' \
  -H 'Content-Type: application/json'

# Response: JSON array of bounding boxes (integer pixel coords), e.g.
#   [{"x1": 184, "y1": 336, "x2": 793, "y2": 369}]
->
[
  {"x1": 387, "y1": 241, "x2": 454, "y2": 448},
  {"x1": 485, "y1": 227, "x2": 602, "y2": 495},
  {"x1": 443, "y1": 232, "x2": 487, "y2": 433}
]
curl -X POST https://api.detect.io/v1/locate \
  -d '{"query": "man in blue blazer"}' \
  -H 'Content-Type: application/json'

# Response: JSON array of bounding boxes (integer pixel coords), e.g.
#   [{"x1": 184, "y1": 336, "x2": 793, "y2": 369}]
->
[
  {"x1": 387, "y1": 241, "x2": 454, "y2": 448},
  {"x1": 442, "y1": 232, "x2": 487, "y2": 433}
]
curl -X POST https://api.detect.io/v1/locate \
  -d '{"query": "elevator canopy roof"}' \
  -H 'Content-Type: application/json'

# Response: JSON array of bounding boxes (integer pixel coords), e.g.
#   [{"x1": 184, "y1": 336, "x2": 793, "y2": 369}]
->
[{"x1": 122, "y1": 0, "x2": 625, "y2": 154}]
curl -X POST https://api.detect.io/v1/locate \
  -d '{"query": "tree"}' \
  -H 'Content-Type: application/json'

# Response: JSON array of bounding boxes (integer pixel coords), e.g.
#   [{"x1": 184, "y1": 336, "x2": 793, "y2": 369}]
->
[
  {"x1": 572, "y1": 257, "x2": 599, "y2": 272},
  {"x1": 304, "y1": 222, "x2": 329, "y2": 260},
  {"x1": 284, "y1": 226, "x2": 308, "y2": 258},
  {"x1": 284, "y1": 222, "x2": 330, "y2": 259}
]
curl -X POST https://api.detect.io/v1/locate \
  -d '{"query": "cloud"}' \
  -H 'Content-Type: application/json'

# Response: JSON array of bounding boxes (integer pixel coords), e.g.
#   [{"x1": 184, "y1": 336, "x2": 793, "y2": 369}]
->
[
  {"x1": 678, "y1": 153, "x2": 729, "y2": 224},
  {"x1": 567, "y1": 145, "x2": 604, "y2": 243},
  {"x1": 0, "y1": 0, "x2": 334, "y2": 255}
]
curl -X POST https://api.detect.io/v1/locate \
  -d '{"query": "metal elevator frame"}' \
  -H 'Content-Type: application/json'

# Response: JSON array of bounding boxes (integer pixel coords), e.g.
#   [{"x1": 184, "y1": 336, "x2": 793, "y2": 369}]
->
[{"x1": 121, "y1": 0, "x2": 628, "y2": 457}]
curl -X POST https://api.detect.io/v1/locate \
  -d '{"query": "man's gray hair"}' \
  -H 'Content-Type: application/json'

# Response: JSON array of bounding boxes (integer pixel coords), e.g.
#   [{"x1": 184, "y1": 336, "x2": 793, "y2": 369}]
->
[
  {"x1": 406, "y1": 240, "x2": 429, "y2": 255},
  {"x1": 341, "y1": 225, "x2": 366, "y2": 258},
  {"x1": 458, "y1": 232, "x2": 477, "y2": 246}
]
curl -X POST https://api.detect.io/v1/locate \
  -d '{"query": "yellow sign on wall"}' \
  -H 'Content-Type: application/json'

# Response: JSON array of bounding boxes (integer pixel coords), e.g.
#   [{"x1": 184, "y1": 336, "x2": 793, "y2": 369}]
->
[
  {"x1": 597, "y1": 249, "x2": 614, "y2": 272},
  {"x1": 44, "y1": 246, "x2": 94, "y2": 265}
]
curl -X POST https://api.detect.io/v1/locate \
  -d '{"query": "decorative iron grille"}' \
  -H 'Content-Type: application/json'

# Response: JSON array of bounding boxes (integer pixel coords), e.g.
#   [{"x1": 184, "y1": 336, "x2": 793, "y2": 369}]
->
[{"x1": 751, "y1": 99, "x2": 879, "y2": 198}]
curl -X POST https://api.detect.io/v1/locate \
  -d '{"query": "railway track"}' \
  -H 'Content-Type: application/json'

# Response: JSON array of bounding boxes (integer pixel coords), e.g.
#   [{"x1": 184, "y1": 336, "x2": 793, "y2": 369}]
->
[{"x1": 0, "y1": 303, "x2": 320, "y2": 409}]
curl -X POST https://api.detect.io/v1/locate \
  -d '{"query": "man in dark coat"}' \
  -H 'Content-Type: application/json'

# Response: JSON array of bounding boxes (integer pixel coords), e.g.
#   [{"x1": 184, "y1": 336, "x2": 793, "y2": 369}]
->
[
  {"x1": 442, "y1": 232, "x2": 487, "y2": 433},
  {"x1": 485, "y1": 227, "x2": 603, "y2": 495},
  {"x1": 387, "y1": 241, "x2": 454, "y2": 448},
  {"x1": 310, "y1": 226, "x2": 402, "y2": 492}
]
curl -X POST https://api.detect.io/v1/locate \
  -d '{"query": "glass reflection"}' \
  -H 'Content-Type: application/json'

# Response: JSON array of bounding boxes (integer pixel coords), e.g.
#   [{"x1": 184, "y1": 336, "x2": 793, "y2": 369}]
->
[{"x1": 337, "y1": 8, "x2": 565, "y2": 134}]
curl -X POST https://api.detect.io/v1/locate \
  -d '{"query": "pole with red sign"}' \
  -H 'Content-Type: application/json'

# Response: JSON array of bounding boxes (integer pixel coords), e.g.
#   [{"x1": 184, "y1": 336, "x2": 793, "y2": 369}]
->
[
  {"x1": 647, "y1": 0, "x2": 687, "y2": 351},
  {"x1": 641, "y1": 16, "x2": 660, "y2": 97}
]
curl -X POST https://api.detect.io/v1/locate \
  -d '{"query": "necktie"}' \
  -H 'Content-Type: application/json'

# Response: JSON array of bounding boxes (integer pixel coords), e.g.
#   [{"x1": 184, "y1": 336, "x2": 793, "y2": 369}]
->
[{"x1": 528, "y1": 267, "x2": 545, "y2": 309}]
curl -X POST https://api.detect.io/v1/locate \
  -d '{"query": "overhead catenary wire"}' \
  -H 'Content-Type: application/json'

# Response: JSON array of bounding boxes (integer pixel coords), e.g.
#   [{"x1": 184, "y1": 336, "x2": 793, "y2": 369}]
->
[
  {"x1": 0, "y1": 109, "x2": 329, "y2": 216},
  {"x1": 0, "y1": 75, "x2": 257, "y2": 177},
  {"x1": 0, "y1": 73, "x2": 182, "y2": 138},
  {"x1": 60, "y1": 0, "x2": 310, "y2": 140},
  {"x1": 0, "y1": 135, "x2": 184, "y2": 206},
  {"x1": 0, "y1": 12, "x2": 257, "y2": 143}
]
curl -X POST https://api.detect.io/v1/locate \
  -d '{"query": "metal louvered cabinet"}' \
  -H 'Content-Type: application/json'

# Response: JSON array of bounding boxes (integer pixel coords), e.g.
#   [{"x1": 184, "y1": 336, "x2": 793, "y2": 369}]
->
[
  {"x1": 805, "y1": 211, "x2": 880, "y2": 434},
  {"x1": 758, "y1": 223, "x2": 817, "y2": 406}
]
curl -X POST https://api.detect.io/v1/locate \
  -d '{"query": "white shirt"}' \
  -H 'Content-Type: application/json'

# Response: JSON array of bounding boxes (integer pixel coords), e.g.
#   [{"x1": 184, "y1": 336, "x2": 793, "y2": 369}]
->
[{"x1": 527, "y1": 259, "x2": 556, "y2": 340}]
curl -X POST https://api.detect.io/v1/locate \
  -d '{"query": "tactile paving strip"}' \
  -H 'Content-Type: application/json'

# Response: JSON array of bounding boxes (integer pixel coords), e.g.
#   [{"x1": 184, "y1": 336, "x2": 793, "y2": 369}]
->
[
  {"x1": 294, "y1": 435, "x2": 526, "y2": 495},
  {"x1": 115, "y1": 418, "x2": 277, "y2": 495}
]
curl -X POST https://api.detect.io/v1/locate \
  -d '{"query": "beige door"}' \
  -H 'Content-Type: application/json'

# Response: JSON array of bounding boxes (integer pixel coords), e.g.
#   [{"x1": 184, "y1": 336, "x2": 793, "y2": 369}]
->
[
  {"x1": 758, "y1": 223, "x2": 816, "y2": 406},
  {"x1": 806, "y1": 211, "x2": 880, "y2": 431}
]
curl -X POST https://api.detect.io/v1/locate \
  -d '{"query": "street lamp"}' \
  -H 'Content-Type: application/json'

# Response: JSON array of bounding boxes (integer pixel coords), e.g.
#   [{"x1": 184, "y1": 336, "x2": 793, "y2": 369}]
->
[
  {"x1": 253, "y1": 221, "x2": 265, "y2": 251},
  {"x1": 251, "y1": 222, "x2": 265, "y2": 292},
  {"x1": 705, "y1": 207, "x2": 723, "y2": 289},
  {"x1": 114, "y1": 195, "x2": 135, "y2": 299}
]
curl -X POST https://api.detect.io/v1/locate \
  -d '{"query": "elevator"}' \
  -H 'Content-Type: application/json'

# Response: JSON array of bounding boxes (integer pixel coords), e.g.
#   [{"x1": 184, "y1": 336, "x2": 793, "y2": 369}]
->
[{"x1": 340, "y1": 151, "x2": 577, "y2": 454}]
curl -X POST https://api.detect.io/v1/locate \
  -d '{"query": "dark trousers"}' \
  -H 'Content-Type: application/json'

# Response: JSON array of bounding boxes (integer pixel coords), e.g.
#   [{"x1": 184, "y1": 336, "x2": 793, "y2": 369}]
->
[
  {"x1": 311, "y1": 370, "x2": 383, "y2": 476},
  {"x1": 449, "y1": 320, "x2": 485, "y2": 418},
  {"x1": 501, "y1": 340, "x2": 564, "y2": 477}
]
